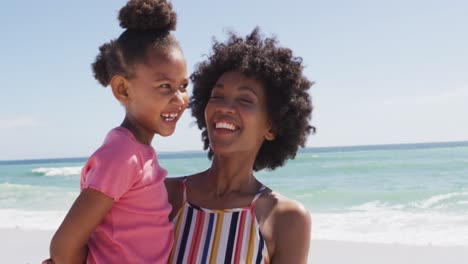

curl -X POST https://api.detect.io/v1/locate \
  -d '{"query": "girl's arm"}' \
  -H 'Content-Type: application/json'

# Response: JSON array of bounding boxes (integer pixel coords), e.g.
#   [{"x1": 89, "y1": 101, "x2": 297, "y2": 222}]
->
[
  {"x1": 271, "y1": 200, "x2": 311, "y2": 264},
  {"x1": 50, "y1": 188, "x2": 114, "y2": 264}
]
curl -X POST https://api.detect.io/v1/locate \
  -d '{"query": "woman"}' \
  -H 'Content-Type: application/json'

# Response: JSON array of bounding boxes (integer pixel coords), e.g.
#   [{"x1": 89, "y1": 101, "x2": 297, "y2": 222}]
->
[{"x1": 166, "y1": 28, "x2": 314, "y2": 264}]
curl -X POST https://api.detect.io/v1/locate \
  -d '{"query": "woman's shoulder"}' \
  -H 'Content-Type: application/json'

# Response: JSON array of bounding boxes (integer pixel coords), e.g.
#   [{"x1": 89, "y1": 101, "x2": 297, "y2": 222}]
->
[
  {"x1": 164, "y1": 176, "x2": 186, "y2": 192},
  {"x1": 165, "y1": 174, "x2": 200, "y2": 220},
  {"x1": 258, "y1": 190, "x2": 310, "y2": 224},
  {"x1": 164, "y1": 171, "x2": 206, "y2": 191},
  {"x1": 164, "y1": 173, "x2": 201, "y2": 195},
  {"x1": 164, "y1": 176, "x2": 192, "y2": 199},
  {"x1": 256, "y1": 189, "x2": 311, "y2": 261}
]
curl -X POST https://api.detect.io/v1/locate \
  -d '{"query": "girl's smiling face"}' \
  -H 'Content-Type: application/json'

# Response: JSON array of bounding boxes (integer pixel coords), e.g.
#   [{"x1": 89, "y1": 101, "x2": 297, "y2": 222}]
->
[
  {"x1": 121, "y1": 47, "x2": 189, "y2": 141},
  {"x1": 204, "y1": 71, "x2": 274, "y2": 156}
]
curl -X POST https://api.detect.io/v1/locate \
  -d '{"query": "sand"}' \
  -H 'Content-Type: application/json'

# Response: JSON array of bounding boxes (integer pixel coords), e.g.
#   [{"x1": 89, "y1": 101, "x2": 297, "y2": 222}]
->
[{"x1": 2, "y1": 228, "x2": 467, "y2": 264}]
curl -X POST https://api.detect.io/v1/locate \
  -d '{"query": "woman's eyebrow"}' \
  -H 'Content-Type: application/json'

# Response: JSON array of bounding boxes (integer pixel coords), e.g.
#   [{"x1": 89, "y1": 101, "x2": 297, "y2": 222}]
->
[{"x1": 238, "y1": 85, "x2": 257, "y2": 96}]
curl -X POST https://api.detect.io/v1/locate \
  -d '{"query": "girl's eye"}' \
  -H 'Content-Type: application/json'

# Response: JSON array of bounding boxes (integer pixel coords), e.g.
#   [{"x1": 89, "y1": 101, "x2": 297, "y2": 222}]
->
[{"x1": 160, "y1": 84, "x2": 171, "y2": 89}]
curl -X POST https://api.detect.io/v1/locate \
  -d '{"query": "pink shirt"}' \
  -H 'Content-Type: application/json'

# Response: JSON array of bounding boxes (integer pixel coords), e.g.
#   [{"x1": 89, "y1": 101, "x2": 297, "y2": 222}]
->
[{"x1": 80, "y1": 127, "x2": 173, "y2": 264}]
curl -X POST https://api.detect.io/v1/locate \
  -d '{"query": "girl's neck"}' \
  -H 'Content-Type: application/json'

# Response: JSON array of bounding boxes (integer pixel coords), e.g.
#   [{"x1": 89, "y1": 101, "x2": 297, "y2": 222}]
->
[{"x1": 120, "y1": 116, "x2": 154, "y2": 145}]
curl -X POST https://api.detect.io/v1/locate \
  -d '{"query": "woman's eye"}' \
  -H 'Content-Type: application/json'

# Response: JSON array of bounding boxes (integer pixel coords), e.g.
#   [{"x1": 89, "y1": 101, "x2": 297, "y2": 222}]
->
[
  {"x1": 179, "y1": 83, "x2": 188, "y2": 92},
  {"x1": 239, "y1": 98, "x2": 253, "y2": 104},
  {"x1": 209, "y1": 92, "x2": 223, "y2": 99},
  {"x1": 160, "y1": 84, "x2": 171, "y2": 89}
]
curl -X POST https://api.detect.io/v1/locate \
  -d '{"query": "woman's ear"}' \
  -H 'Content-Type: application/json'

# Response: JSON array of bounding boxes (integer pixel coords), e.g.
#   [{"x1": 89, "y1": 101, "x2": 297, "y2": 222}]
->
[
  {"x1": 265, "y1": 129, "x2": 275, "y2": 141},
  {"x1": 110, "y1": 75, "x2": 131, "y2": 104}
]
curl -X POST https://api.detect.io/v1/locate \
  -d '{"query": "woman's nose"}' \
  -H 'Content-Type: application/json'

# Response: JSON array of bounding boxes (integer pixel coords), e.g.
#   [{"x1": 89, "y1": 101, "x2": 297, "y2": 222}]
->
[{"x1": 215, "y1": 98, "x2": 237, "y2": 114}]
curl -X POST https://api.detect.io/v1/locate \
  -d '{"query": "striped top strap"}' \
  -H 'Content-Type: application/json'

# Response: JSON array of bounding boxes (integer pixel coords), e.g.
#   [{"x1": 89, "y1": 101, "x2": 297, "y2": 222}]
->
[
  {"x1": 249, "y1": 186, "x2": 267, "y2": 208},
  {"x1": 170, "y1": 180, "x2": 270, "y2": 264},
  {"x1": 181, "y1": 176, "x2": 188, "y2": 202}
]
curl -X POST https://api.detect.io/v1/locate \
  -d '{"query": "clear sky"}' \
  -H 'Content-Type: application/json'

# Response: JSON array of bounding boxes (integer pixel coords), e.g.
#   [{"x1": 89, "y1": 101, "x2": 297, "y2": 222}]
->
[{"x1": 1, "y1": 0, "x2": 467, "y2": 160}]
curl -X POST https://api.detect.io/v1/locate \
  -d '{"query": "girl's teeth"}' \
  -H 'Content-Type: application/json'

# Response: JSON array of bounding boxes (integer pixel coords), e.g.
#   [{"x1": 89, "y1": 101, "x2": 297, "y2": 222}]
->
[
  {"x1": 161, "y1": 113, "x2": 178, "y2": 121},
  {"x1": 162, "y1": 113, "x2": 178, "y2": 117}
]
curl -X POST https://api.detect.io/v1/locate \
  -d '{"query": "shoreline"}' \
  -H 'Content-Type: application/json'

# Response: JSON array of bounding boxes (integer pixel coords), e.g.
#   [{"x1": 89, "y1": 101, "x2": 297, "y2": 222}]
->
[
  {"x1": 2, "y1": 140, "x2": 468, "y2": 163},
  {"x1": 2, "y1": 228, "x2": 467, "y2": 264}
]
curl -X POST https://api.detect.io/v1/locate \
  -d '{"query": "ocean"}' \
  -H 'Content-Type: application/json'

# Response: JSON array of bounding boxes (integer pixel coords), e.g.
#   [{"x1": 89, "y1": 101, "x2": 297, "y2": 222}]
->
[{"x1": 1, "y1": 142, "x2": 467, "y2": 246}]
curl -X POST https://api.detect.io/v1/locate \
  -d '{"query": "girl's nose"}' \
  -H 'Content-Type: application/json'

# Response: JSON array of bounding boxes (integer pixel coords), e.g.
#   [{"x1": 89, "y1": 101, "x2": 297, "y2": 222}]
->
[{"x1": 172, "y1": 90, "x2": 187, "y2": 106}]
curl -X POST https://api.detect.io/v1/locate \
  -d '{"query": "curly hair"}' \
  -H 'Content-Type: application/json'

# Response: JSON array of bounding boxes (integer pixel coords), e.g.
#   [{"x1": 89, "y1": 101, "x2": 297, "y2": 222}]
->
[
  {"x1": 92, "y1": 0, "x2": 180, "y2": 87},
  {"x1": 190, "y1": 27, "x2": 315, "y2": 171}
]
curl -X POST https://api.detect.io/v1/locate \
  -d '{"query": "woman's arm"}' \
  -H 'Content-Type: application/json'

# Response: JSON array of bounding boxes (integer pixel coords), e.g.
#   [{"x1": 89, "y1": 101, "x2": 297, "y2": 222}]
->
[
  {"x1": 49, "y1": 188, "x2": 114, "y2": 264},
  {"x1": 271, "y1": 200, "x2": 311, "y2": 264}
]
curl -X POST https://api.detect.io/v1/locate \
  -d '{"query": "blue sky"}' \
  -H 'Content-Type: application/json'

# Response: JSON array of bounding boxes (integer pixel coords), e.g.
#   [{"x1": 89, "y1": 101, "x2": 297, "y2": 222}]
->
[{"x1": 1, "y1": 0, "x2": 467, "y2": 160}]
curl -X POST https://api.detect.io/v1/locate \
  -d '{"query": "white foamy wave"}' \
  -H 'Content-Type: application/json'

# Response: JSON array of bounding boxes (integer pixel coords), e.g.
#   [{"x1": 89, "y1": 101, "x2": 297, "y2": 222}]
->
[
  {"x1": 311, "y1": 210, "x2": 468, "y2": 246},
  {"x1": 349, "y1": 201, "x2": 405, "y2": 211},
  {"x1": 0, "y1": 209, "x2": 66, "y2": 230},
  {"x1": 413, "y1": 192, "x2": 468, "y2": 209},
  {"x1": 32, "y1": 166, "x2": 82, "y2": 176},
  {"x1": 0, "y1": 183, "x2": 79, "y2": 211}
]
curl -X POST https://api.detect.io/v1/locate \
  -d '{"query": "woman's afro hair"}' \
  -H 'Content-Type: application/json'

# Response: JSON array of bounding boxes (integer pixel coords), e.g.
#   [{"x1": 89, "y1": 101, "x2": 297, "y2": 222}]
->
[{"x1": 190, "y1": 27, "x2": 315, "y2": 171}]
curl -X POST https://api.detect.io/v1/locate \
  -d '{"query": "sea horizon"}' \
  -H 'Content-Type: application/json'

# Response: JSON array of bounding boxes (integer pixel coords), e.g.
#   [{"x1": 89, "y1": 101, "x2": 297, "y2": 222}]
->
[
  {"x1": 2, "y1": 140, "x2": 467, "y2": 163},
  {"x1": 1, "y1": 140, "x2": 467, "y2": 246}
]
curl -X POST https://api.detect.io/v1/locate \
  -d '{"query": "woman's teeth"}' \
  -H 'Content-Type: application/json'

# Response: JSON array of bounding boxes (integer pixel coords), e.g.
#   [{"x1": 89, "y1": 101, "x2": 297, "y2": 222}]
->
[{"x1": 215, "y1": 122, "x2": 236, "y2": 131}]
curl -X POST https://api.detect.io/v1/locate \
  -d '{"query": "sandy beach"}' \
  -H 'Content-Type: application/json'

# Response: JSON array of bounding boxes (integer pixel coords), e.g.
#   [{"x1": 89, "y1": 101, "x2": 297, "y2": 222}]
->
[
  {"x1": 2, "y1": 228, "x2": 467, "y2": 264},
  {"x1": 2, "y1": 228, "x2": 53, "y2": 264},
  {"x1": 310, "y1": 240, "x2": 468, "y2": 264}
]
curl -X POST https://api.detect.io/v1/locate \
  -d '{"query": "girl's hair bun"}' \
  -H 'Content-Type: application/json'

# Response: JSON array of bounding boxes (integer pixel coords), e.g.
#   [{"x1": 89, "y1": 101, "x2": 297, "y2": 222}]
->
[
  {"x1": 91, "y1": 41, "x2": 114, "y2": 87},
  {"x1": 118, "y1": 0, "x2": 177, "y2": 32}
]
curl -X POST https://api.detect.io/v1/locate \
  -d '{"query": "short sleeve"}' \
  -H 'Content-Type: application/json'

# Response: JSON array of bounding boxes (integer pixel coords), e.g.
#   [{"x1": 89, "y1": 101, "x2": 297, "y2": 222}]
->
[{"x1": 82, "y1": 140, "x2": 141, "y2": 201}]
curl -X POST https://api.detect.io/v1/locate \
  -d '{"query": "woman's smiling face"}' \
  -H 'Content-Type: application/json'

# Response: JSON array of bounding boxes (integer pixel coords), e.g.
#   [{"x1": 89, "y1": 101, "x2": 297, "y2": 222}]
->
[{"x1": 204, "y1": 71, "x2": 274, "y2": 156}]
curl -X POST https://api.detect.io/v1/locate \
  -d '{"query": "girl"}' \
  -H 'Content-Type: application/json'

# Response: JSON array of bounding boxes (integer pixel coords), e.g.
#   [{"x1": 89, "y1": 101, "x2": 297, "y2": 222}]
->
[
  {"x1": 47, "y1": 0, "x2": 188, "y2": 263},
  {"x1": 166, "y1": 28, "x2": 314, "y2": 264}
]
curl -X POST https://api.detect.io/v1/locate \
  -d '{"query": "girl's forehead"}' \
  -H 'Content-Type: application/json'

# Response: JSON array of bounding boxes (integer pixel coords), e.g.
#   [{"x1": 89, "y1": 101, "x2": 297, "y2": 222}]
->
[
  {"x1": 132, "y1": 48, "x2": 187, "y2": 80},
  {"x1": 144, "y1": 47, "x2": 185, "y2": 65}
]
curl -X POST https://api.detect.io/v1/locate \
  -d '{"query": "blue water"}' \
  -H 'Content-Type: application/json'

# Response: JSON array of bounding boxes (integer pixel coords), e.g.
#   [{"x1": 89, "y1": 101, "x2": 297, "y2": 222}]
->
[{"x1": 1, "y1": 142, "x2": 468, "y2": 246}]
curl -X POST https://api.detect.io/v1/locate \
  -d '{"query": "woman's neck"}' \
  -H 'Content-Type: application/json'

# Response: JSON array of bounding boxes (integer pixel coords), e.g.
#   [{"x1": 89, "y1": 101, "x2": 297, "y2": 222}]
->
[{"x1": 203, "y1": 154, "x2": 260, "y2": 198}]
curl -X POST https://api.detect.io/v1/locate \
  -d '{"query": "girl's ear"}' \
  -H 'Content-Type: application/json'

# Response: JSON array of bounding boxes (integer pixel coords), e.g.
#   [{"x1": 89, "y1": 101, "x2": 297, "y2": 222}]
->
[{"x1": 110, "y1": 75, "x2": 131, "y2": 104}]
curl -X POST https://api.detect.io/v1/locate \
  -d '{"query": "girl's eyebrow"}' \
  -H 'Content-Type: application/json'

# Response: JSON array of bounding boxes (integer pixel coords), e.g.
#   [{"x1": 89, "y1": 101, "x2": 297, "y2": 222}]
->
[
  {"x1": 154, "y1": 74, "x2": 189, "y2": 83},
  {"x1": 154, "y1": 74, "x2": 174, "y2": 82}
]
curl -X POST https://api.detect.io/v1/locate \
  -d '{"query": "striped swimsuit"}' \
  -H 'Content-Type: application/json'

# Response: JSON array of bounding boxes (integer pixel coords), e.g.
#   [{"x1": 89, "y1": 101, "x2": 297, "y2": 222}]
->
[{"x1": 169, "y1": 179, "x2": 270, "y2": 264}]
